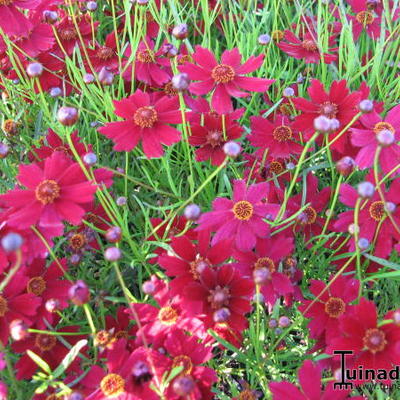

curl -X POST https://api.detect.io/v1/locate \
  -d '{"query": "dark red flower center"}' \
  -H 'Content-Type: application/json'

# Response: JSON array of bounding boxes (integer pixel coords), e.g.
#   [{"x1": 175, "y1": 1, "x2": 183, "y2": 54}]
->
[
  {"x1": 172, "y1": 355, "x2": 193, "y2": 375},
  {"x1": 59, "y1": 28, "x2": 78, "y2": 41},
  {"x1": 299, "y1": 206, "x2": 317, "y2": 225},
  {"x1": 0, "y1": 296, "x2": 8, "y2": 317},
  {"x1": 137, "y1": 49, "x2": 154, "y2": 63},
  {"x1": 114, "y1": 330, "x2": 129, "y2": 339},
  {"x1": 356, "y1": 11, "x2": 375, "y2": 25},
  {"x1": 319, "y1": 101, "x2": 338, "y2": 119},
  {"x1": 177, "y1": 55, "x2": 193, "y2": 65},
  {"x1": 232, "y1": 200, "x2": 254, "y2": 220},
  {"x1": 254, "y1": 257, "x2": 276, "y2": 273},
  {"x1": 0, "y1": 0, "x2": 13, "y2": 5},
  {"x1": 35, "y1": 180, "x2": 61, "y2": 205},
  {"x1": 189, "y1": 257, "x2": 211, "y2": 280},
  {"x1": 27, "y1": 276, "x2": 46, "y2": 296},
  {"x1": 272, "y1": 125, "x2": 293, "y2": 142},
  {"x1": 100, "y1": 373, "x2": 125, "y2": 396},
  {"x1": 373, "y1": 121, "x2": 395, "y2": 134},
  {"x1": 35, "y1": 334, "x2": 57, "y2": 351},
  {"x1": 95, "y1": 330, "x2": 113, "y2": 346},
  {"x1": 206, "y1": 130, "x2": 224, "y2": 147},
  {"x1": 301, "y1": 40, "x2": 318, "y2": 52},
  {"x1": 69, "y1": 233, "x2": 87, "y2": 251},
  {"x1": 164, "y1": 82, "x2": 179, "y2": 97},
  {"x1": 279, "y1": 103, "x2": 293, "y2": 115},
  {"x1": 97, "y1": 46, "x2": 114, "y2": 60},
  {"x1": 270, "y1": 160, "x2": 284, "y2": 174},
  {"x1": 211, "y1": 64, "x2": 235, "y2": 84},
  {"x1": 133, "y1": 106, "x2": 158, "y2": 128},
  {"x1": 363, "y1": 328, "x2": 387, "y2": 353},
  {"x1": 2, "y1": 119, "x2": 18, "y2": 135},
  {"x1": 158, "y1": 306, "x2": 179, "y2": 325},
  {"x1": 324, "y1": 297, "x2": 346, "y2": 318},
  {"x1": 208, "y1": 286, "x2": 230, "y2": 309},
  {"x1": 369, "y1": 201, "x2": 385, "y2": 221},
  {"x1": 238, "y1": 390, "x2": 257, "y2": 400}
]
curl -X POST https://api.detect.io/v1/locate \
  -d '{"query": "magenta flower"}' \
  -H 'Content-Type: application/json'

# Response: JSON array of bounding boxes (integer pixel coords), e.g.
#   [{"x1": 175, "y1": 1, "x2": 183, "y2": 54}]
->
[
  {"x1": 196, "y1": 179, "x2": 280, "y2": 252},
  {"x1": 180, "y1": 46, "x2": 274, "y2": 114}
]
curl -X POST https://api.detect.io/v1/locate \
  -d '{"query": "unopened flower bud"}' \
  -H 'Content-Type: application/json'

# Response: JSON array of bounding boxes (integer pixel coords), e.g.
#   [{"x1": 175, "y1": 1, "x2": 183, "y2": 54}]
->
[
  {"x1": 385, "y1": 202, "x2": 396, "y2": 213},
  {"x1": 269, "y1": 319, "x2": 278, "y2": 328},
  {"x1": 57, "y1": 106, "x2": 79, "y2": 126},
  {"x1": 336, "y1": 156, "x2": 355, "y2": 176},
  {"x1": 183, "y1": 204, "x2": 201, "y2": 221},
  {"x1": 283, "y1": 87, "x2": 295, "y2": 97},
  {"x1": 43, "y1": 10, "x2": 58, "y2": 23},
  {"x1": 26, "y1": 63, "x2": 43, "y2": 78},
  {"x1": 83, "y1": 152, "x2": 97, "y2": 166},
  {"x1": 162, "y1": 43, "x2": 178, "y2": 58},
  {"x1": 172, "y1": 376, "x2": 195, "y2": 396},
  {"x1": 86, "y1": 1, "x2": 98, "y2": 11},
  {"x1": 172, "y1": 23, "x2": 188, "y2": 40},
  {"x1": 0, "y1": 143, "x2": 9, "y2": 159},
  {"x1": 313, "y1": 115, "x2": 331, "y2": 133},
  {"x1": 69, "y1": 280, "x2": 90, "y2": 306},
  {"x1": 393, "y1": 309, "x2": 400, "y2": 325},
  {"x1": 377, "y1": 129, "x2": 394, "y2": 147},
  {"x1": 359, "y1": 99, "x2": 374, "y2": 113},
  {"x1": 10, "y1": 319, "x2": 29, "y2": 341},
  {"x1": 274, "y1": 327, "x2": 283, "y2": 335},
  {"x1": 1, "y1": 233, "x2": 23, "y2": 252},
  {"x1": 357, "y1": 238, "x2": 369, "y2": 250},
  {"x1": 223, "y1": 141, "x2": 241, "y2": 158},
  {"x1": 258, "y1": 34, "x2": 271, "y2": 45},
  {"x1": 69, "y1": 253, "x2": 82, "y2": 265},
  {"x1": 171, "y1": 73, "x2": 189, "y2": 91},
  {"x1": 98, "y1": 67, "x2": 114, "y2": 86},
  {"x1": 253, "y1": 267, "x2": 270, "y2": 285},
  {"x1": 142, "y1": 280, "x2": 155, "y2": 295},
  {"x1": 348, "y1": 223, "x2": 359, "y2": 235},
  {"x1": 213, "y1": 307, "x2": 231, "y2": 323},
  {"x1": 105, "y1": 226, "x2": 122, "y2": 243},
  {"x1": 104, "y1": 247, "x2": 122, "y2": 261},
  {"x1": 83, "y1": 73, "x2": 95, "y2": 84},
  {"x1": 357, "y1": 181, "x2": 375, "y2": 198},
  {"x1": 50, "y1": 87, "x2": 62, "y2": 97},
  {"x1": 329, "y1": 118, "x2": 340, "y2": 132},
  {"x1": 278, "y1": 316, "x2": 291, "y2": 328},
  {"x1": 45, "y1": 298, "x2": 60, "y2": 313},
  {"x1": 116, "y1": 196, "x2": 127, "y2": 206}
]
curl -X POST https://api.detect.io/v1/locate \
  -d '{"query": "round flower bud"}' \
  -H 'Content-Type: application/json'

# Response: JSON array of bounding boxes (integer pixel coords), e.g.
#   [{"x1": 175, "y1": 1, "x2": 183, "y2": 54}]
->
[
  {"x1": 104, "y1": 247, "x2": 122, "y2": 261},
  {"x1": 132, "y1": 361, "x2": 150, "y2": 379},
  {"x1": 26, "y1": 62, "x2": 43, "y2": 78},
  {"x1": 83, "y1": 73, "x2": 95, "y2": 84},
  {"x1": 393, "y1": 309, "x2": 400, "y2": 325},
  {"x1": 253, "y1": 267, "x2": 271, "y2": 285},
  {"x1": 116, "y1": 196, "x2": 127, "y2": 206},
  {"x1": 213, "y1": 307, "x2": 231, "y2": 323},
  {"x1": 136, "y1": 0, "x2": 149, "y2": 4},
  {"x1": 172, "y1": 376, "x2": 195, "y2": 396},
  {"x1": 258, "y1": 33, "x2": 271, "y2": 45},
  {"x1": 10, "y1": 319, "x2": 29, "y2": 341},
  {"x1": 69, "y1": 280, "x2": 90, "y2": 306},
  {"x1": 283, "y1": 87, "x2": 295, "y2": 97},
  {"x1": 0, "y1": 143, "x2": 9, "y2": 159},
  {"x1": 49, "y1": 87, "x2": 62, "y2": 97},
  {"x1": 172, "y1": 23, "x2": 188, "y2": 40},
  {"x1": 359, "y1": 99, "x2": 374, "y2": 113},
  {"x1": 90, "y1": 121, "x2": 100, "y2": 128},
  {"x1": 357, "y1": 238, "x2": 369, "y2": 250},
  {"x1": 274, "y1": 327, "x2": 283, "y2": 335},
  {"x1": 69, "y1": 253, "x2": 82, "y2": 266},
  {"x1": 329, "y1": 118, "x2": 340, "y2": 132},
  {"x1": 98, "y1": 67, "x2": 114, "y2": 86},
  {"x1": 1, "y1": 233, "x2": 23, "y2": 252},
  {"x1": 252, "y1": 292, "x2": 264, "y2": 303},
  {"x1": 57, "y1": 106, "x2": 79, "y2": 126},
  {"x1": 142, "y1": 280, "x2": 155, "y2": 295},
  {"x1": 13, "y1": 79, "x2": 20, "y2": 84},
  {"x1": 83, "y1": 152, "x2": 97, "y2": 166},
  {"x1": 171, "y1": 73, "x2": 189, "y2": 91},
  {"x1": 223, "y1": 141, "x2": 241, "y2": 158},
  {"x1": 348, "y1": 223, "x2": 359, "y2": 235},
  {"x1": 385, "y1": 202, "x2": 396, "y2": 213},
  {"x1": 286, "y1": 161, "x2": 295, "y2": 170},
  {"x1": 336, "y1": 156, "x2": 355, "y2": 176},
  {"x1": 183, "y1": 204, "x2": 201, "y2": 221},
  {"x1": 278, "y1": 316, "x2": 291, "y2": 328},
  {"x1": 377, "y1": 129, "x2": 395, "y2": 147},
  {"x1": 45, "y1": 298, "x2": 60, "y2": 313},
  {"x1": 43, "y1": 10, "x2": 58, "y2": 24},
  {"x1": 105, "y1": 226, "x2": 122, "y2": 243},
  {"x1": 269, "y1": 319, "x2": 278, "y2": 328},
  {"x1": 162, "y1": 43, "x2": 178, "y2": 58},
  {"x1": 357, "y1": 181, "x2": 375, "y2": 198},
  {"x1": 86, "y1": 1, "x2": 98, "y2": 11},
  {"x1": 313, "y1": 115, "x2": 331, "y2": 133}
]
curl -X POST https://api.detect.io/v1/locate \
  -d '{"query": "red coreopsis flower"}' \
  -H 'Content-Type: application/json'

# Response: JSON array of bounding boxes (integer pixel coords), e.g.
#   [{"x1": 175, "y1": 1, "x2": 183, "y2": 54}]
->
[
  {"x1": 183, "y1": 264, "x2": 254, "y2": 332},
  {"x1": 0, "y1": 152, "x2": 97, "y2": 232},
  {"x1": 123, "y1": 38, "x2": 171, "y2": 86},
  {"x1": 277, "y1": 30, "x2": 338, "y2": 64},
  {"x1": 0, "y1": 271, "x2": 41, "y2": 344},
  {"x1": 158, "y1": 232, "x2": 232, "y2": 296},
  {"x1": 188, "y1": 112, "x2": 244, "y2": 165},
  {"x1": 23, "y1": 258, "x2": 71, "y2": 329},
  {"x1": 164, "y1": 329, "x2": 217, "y2": 400},
  {"x1": 292, "y1": 80, "x2": 361, "y2": 153},
  {"x1": 13, "y1": 326, "x2": 85, "y2": 379},
  {"x1": 180, "y1": 46, "x2": 274, "y2": 114},
  {"x1": 0, "y1": 0, "x2": 40, "y2": 37},
  {"x1": 196, "y1": 179, "x2": 280, "y2": 252},
  {"x1": 334, "y1": 179, "x2": 400, "y2": 258},
  {"x1": 351, "y1": 105, "x2": 400, "y2": 175},
  {"x1": 98, "y1": 90, "x2": 182, "y2": 158},
  {"x1": 87, "y1": 32, "x2": 119, "y2": 73},
  {"x1": 347, "y1": 0, "x2": 383, "y2": 40},
  {"x1": 327, "y1": 298, "x2": 400, "y2": 380},
  {"x1": 269, "y1": 360, "x2": 363, "y2": 400},
  {"x1": 233, "y1": 235, "x2": 294, "y2": 306},
  {"x1": 249, "y1": 114, "x2": 303, "y2": 159},
  {"x1": 299, "y1": 276, "x2": 359, "y2": 342},
  {"x1": 84, "y1": 340, "x2": 170, "y2": 400}
]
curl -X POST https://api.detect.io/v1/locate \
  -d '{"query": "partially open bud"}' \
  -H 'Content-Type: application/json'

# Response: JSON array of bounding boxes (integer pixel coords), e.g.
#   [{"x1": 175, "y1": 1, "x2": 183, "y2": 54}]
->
[
  {"x1": 57, "y1": 106, "x2": 79, "y2": 126},
  {"x1": 69, "y1": 280, "x2": 90, "y2": 306},
  {"x1": 83, "y1": 73, "x2": 95, "y2": 84},
  {"x1": 172, "y1": 376, "x2": 195, "y2": 396},
  {"x1": 336, "y1": 156, "x2": 355, "y2": 176},
  {"x1": 45, "y1": 298, "x2": 60, "y2": 313},
  {"x1": 172, "y1": 23, "x2": 188, "y2": 40},
  {"x1": 183, "y1": 204, "x2": 201, "y2": 221},
  {"x1": 1, "y1": 233, "x2": 23, "y2": 252},
  {"x1": 359, "y1": 99, "x2": 374, "y2": 113},
  {"x1": 105, "y1": 226, "x2": 122, "y2": 243},
  {"x1": 161, "y1": 43, "x2": 178, "y2": 58},
  {"x1": 26, "y1": 63, "x2": 43, "y2": 78},
  {"x1": 43, "y1": 10, "x2": 58, "y2": 24},
  {"x1": 253, "y1": 267, "x2": 271, "y2": 285},
  {"x1": 10, "y1": 319, "x2": 29, "y2": 341},
  {"x1": 171, "y1": 73, "x2": 189, "y2": 91},
  {"x1": 98, "y1": 67, "x2": 114, "y2": 86},
  {"x1": 348, "y1": 223, "x2": 359, "y2": 235},
  {"x1": 357, "y1": 181, "x2": 375, "y2": 198},
  {"x1": 104, "y1": 247, "x2": 122, "y2": 261},
  {"x1": 213, "y1": 307, "x2": 231, "y2": 323}
]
